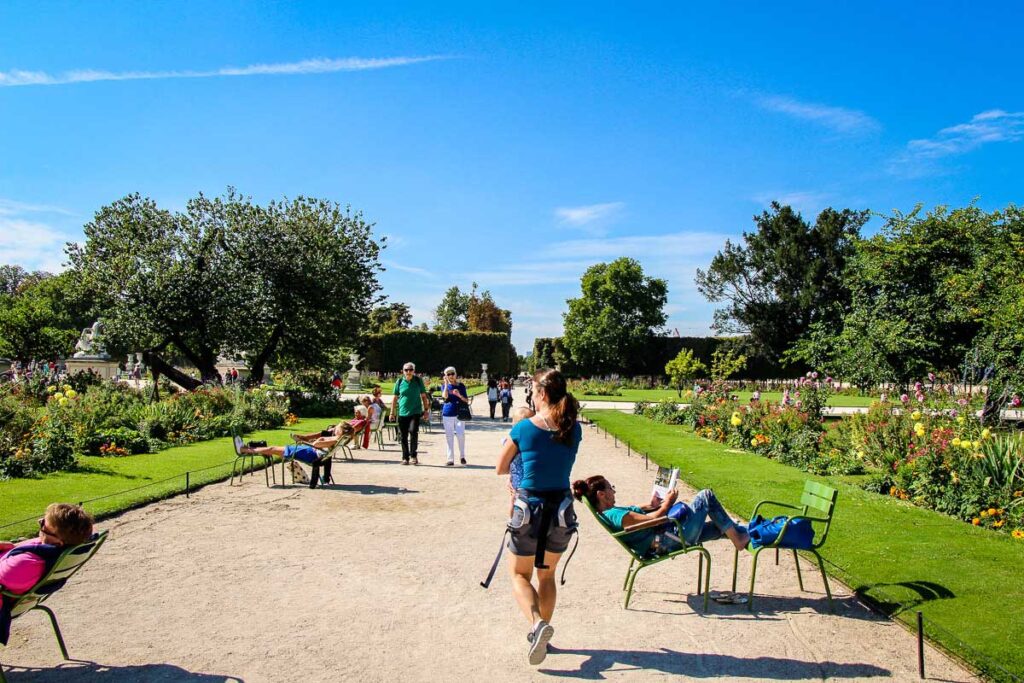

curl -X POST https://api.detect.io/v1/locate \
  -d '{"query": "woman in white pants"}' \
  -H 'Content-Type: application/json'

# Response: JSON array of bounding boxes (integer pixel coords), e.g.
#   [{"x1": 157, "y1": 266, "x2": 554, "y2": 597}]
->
[{"x1": 441, "y1": 366, "x2": 470, "y2": 465}]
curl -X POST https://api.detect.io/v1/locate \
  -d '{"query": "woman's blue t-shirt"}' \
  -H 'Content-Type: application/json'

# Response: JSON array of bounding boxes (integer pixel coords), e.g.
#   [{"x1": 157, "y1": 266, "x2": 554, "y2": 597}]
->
[
  {"x1": 600, "y1": 505, "x2": 655, "y2": 555},
  {"x1": 510, "y1": 419, "x2": 582, "y2": 492},
  {"x1": 441, "y1": 382, "x2": 468, "y2": 417}
]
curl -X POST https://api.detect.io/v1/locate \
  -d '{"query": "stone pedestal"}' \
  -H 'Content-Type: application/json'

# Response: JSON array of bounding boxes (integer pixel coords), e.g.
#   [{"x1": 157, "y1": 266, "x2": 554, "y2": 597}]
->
[
  {"x1": 343, "y1": 353, "x2": 363, "y2": 392},
  {"x1": 65, "y1": 357, "x2": 120, "y2": 380},
  {"x1": 481, "y1": 363, "x2": 489, "y2": 382}
]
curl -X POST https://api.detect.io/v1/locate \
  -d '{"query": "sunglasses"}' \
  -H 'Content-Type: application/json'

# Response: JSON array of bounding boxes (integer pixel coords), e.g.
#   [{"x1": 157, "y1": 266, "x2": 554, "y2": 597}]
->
[
  {"x1": 403, "y1": 368, "x2": 414, "y2": 372},
  {"x1": 445, "y1": 372, "x2": 455, "y2": 376},
  {"x1": 38, "y1": 517, "x2": 59, "y2": 538}
]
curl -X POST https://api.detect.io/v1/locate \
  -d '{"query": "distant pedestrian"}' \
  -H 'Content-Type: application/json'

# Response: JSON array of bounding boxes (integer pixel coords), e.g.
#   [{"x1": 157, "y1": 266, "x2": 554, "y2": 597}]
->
[
  {"x1": 499, "y1": 381, "x2": 514, "y2": 421},
  {"x1": 487, "y1": 379, "x2": 499, "y2": 419},
  {"x1": 390, "y1": 362, "x2": 430, "y2": 465},
  {"x1": 441, "y1": 366, "x2": 470, "y2": 466}
]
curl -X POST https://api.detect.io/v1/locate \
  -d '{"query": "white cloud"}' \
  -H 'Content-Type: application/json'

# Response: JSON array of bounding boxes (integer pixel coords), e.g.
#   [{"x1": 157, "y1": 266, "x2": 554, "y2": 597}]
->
[
  {"x1": 540, "y1": 231, "x2": 724, "y2": 262},
  {"x1": 905, "y1": 109, "x2": 1024, "y2": 159},
  {"x1": 757, "y1": 95, "x2": 880, "y2": 134},
  {"x1": 0, "y1": 199, "x2": 74, "y2": 216},
  {"x1": 554, "y1": 202, "x2": 624, "y2": 234},
  {"x1": 382, "y1": 259, "x2": 435, "y2": 279},
  {"x1": 0, "y1": 56, "x2": 448, "y2": 88},
  {"x1": 0, "y1": 217, "x2": 73, "y2": 273}
]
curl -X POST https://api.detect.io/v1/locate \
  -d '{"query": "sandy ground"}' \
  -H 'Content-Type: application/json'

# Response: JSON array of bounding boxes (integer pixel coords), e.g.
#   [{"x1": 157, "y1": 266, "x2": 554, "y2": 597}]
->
[{"x1": 2, "y1": 392, "x2": 977, "y2": 682}]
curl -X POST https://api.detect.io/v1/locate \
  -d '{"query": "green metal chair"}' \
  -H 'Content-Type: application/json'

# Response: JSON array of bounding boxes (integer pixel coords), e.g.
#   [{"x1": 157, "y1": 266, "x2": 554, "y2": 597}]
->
[
  {"x1": 581, "y1": 497, "x2": 710, "y2": 612},
  {"x1": 1, "y1": 531, "x2": 108, "y2": 683},
  {"x1": 229, "y1": 432, "x2": 275, "y2": 487},
  {"x1": 731, "y1": 480, "x2": 838, "y2": 612}
]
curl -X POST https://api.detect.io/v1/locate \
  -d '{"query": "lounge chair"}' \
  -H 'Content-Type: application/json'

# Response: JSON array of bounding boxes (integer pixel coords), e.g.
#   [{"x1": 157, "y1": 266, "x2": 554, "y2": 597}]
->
[
  {"x1": 1, "y1": 531, "x2": 108, "y2": 682},
  {"x1": 230, "y1": 433, "x2": 275, "y2": 487}
]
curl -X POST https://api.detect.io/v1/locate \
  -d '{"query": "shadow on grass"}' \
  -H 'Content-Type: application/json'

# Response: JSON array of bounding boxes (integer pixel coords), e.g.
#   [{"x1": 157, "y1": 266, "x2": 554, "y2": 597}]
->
[
  {"x1": 4, "y1": 659, "x2": 243, "y2": 681},
  {"x1": 539, "y1": 646, "x2": 890, "y2": 679},
  {"x1": 855, "y1": 580, "x2": 956, "y2": 617}
]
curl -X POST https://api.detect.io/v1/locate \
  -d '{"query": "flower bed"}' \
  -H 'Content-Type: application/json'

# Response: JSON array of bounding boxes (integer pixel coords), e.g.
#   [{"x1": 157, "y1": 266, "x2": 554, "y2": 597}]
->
[{"x1": 635, "y1": 373, "x2": 1024, "y2": 539}]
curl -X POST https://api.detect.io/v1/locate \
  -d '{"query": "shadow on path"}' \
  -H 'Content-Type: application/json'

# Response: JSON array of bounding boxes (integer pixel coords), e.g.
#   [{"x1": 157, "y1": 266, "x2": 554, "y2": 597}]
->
[
  {"x1": 325, "y1": 483, "x2": 419, "y2": 495},
  {"x1": 855, "y1": 580, "x2": 956, "y2": 617},
  {"x1": 540, "y1": 647, "x2": 890, "y2": 679},
  {"x1": 5, "y1": 660, "x2": 243, "y2": 682}
]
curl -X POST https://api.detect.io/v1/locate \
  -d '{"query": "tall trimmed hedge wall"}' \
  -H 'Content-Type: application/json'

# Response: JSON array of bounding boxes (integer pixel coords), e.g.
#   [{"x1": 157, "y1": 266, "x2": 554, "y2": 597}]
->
[
  {"x1": 362, "y1": 330, "x2": 513, "y2": 375},
  {"x1": 534, "y1": 335, "x2": 800, "y2": 379}
]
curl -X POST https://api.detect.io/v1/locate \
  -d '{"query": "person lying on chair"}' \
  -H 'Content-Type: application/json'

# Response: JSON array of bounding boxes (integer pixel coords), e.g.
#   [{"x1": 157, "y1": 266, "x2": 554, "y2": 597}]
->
[
  {"x1": 0, "y1": 503, "x2": 94, "y2": 595},
  {"x1": 241, "y1": 434, "x2": 342, "y2": 489},
  {"x1": 572, "y1": 475, "x2": 749, "y2": 557}
]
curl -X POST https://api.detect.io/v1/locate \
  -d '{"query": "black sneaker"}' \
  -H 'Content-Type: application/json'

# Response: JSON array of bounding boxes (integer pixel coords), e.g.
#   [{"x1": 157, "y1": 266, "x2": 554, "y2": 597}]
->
[
  {"x1": 460, "y1": 457, "x2": 467, "y2": 465},
  {"x1": 446, "y1": 461, "x2": 454, "y2": 466}
]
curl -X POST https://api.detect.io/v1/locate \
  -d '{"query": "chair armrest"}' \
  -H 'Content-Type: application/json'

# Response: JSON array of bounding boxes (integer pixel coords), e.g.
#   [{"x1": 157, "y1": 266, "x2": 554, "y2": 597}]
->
[
  {"x1": 615, "y1": 516, "x2": 669, "y2": 535},
  {"x1": 750, "y1": 500, "x2": 801, "y2": 518}
]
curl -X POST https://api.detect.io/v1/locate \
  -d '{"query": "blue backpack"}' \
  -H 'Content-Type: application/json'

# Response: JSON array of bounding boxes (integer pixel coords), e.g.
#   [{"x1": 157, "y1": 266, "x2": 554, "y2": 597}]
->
[{"x1": 747, "y1": 514, "x2": 815, "y2": 550}]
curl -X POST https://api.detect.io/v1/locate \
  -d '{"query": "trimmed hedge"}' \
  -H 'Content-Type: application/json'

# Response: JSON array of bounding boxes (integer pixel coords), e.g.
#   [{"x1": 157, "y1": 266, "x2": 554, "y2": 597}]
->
[{"x1": 361, "y1": 330, "x2": 513, "y2": 375}]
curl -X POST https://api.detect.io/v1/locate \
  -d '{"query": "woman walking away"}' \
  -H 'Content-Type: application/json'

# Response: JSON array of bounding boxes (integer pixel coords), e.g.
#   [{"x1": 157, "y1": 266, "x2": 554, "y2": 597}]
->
[
  {"x1": 499, "y1": 380, "x2": 514, "y2": 421},
  {"x1": 487, "y1": 379, "x2": 499, "y2": 419},
  {"x1": 496, "y1": 369, "x2": 581, "y2": 665},
  {"x1": 391, "y1": 362, "x2": 430, "y2": 465},
  {"x1": 441, "y1": 366, "x2": 470, "y2": 465}
]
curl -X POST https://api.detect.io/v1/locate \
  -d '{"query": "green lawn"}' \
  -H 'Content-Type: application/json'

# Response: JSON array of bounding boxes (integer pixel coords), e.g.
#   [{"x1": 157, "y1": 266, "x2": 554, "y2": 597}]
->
[
  {"x1": 578, "y1": 388, "x2": 877, "y2": 407},
  {"x1": 585, "y1": 410, "x2": 1024, "y2": 682},
  {"x1": 0, "y1": 417, "x2": 327, "y2": 541}
]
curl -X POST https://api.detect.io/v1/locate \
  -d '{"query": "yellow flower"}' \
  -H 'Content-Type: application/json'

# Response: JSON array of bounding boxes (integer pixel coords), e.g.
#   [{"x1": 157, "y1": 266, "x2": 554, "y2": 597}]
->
[
  {"x1": 65, "y1": 389, "x2": 77, "y2": 399},
  {"x1": 950, "y1": 471, "x2": 960, "y2": 484},
  {"x1": 911, "y1": 410, "x2": 922, "y2": 420},
  {"x1": 957, "y1": 416, "x2": 965, "y2": 425},
  {"x1": 994, "y1": 520, "x2": 1005, "y2": 528},
  {"x1": 889, "y1": 486, "x2": 897, "y2": 496},
  {"x1": 960, "y1": 441, "x2": 973, "y2": 450},
  {"x1": 750, "y1": 438, "x2": 758, "y2": 447},
  {"x1": 730, "y1": 416, "x2": 742, "y2": 427},
  {"x1": 972, "y1": 518, "x2": 980, "y2": 526},
  {"x1": 53, "y1": 392, "x2": 64, "y2": 400},
  {"x1": 58, "y1": 397, "x2": 68, "y2": 406},
  {"x1": 952, "y1": 438, "x2": 961, "y2": 447},
  {"x1": 1012, "y1": 529, "x2": 1024, "y2": 540},
  {"x1": 988, "y1": 508, "x2": 997, "y2": 516},
  {"x1": 46, "y1": 385, "x2": 55, "y2": 393},
  {"x1": 973, "y1": 440, "x2": 981, "y2": 450},
  {"x1": 856, "y1": 450, "x2": 865, "y2": 459},
  {"x1": 981, "y1": 428, "x2": 991, "y2": 440},
  {"x1": 1014, "y1": 490, "x2": 1023, "y2": 498},
  {"x1": 981, "y1": 510, "x2": 989, "y2": 518}
]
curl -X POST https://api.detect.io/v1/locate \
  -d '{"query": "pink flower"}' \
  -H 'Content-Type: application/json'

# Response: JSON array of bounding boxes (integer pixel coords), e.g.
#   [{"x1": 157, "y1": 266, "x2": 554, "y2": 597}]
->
[
  {"x1": 826, "y1": 377, "x2": 833, "y2": 384},
  {"x1": 957, "y1": 398, "x2": 968, "y2": 407},
  {"x1": 811, "y1": 371, "x2": 819, "y2": 379},
  {"x1": 916, "y1": 393, "x2": 925, "y2": 403},
  {"x1": 795, "y1": 400, "x2": 802, "y2": 409},
  {"x1": 928, "y1": 372, "x2": 936, "y2": 382},
  {"x1": 1011, "y1": 396, "x2": 1022, "y2": 408},
  {"x1": 950, "y1": 409, "x2": 959, "y2": 418},
  {"x1": 900, "y1": 394, "x2": 909, "y2": 403}
]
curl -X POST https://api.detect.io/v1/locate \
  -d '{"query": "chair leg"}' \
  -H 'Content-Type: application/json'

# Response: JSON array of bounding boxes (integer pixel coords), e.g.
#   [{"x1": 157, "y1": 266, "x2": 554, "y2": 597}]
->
[
  {"x1": 775, "y1": 547, "x2": 780, "y2": 565},
  {"x1": 624, "y1": 566, "x2": 640, "y2": 609},
  {"x1": 813, "y1": 551, "x2": 834, "y2": 612},
  {"x1": 623, "y1": 559, "x2": 635, "y2": 590},
  {"x1": 36, "y1": 605, "x2": 69, "y2": 660},
  {"x1": 0, "y1": 659, "x2": 6, "y2": 683},
  {"x1": 263, "y1": 457, "x2": 271, "y2": 487},
  {"x1": 697, "y1": 553, "x2": 703, "y2": 595},
  {"x1": 747, "y1": 548, "x2": 762, "y2": 611},
  {"x1": 731, "y1": 547, "x2": 739, "y2": 593},
  {"x1": 793, "y1": 549, "x2": 805, "y2": 591},
  {"x1": 700, "y1": 549, "x2": 711, "y2": 613}
]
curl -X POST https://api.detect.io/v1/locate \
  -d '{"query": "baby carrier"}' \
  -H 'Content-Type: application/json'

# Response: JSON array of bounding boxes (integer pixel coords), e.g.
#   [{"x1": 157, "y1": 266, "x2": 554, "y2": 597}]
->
[{"x1": 480, "y1": 489, "x2": 580, "y2": 589}]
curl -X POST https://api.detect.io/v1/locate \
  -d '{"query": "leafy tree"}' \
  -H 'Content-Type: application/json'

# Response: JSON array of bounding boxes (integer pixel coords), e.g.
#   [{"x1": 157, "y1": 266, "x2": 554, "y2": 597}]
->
[
  {"x1": 665, "y1": 348, "x2": 706, "y2": 397},
  {"x1": 563, "y1": 258, "x2": 668, "y2": 374},
  {"x1": 432, "y1": 285, "x2": 471, "y2": 331},
  {"x1": 368, "y1": 302, "x2": 413, "y2": 334},
  {"x1": 695, "y1": 203, "x2": 867, "y2": 362},
  {"x1": 467, "y1": 289, "x2": 512, "y2": 334},
  {"x1": 0, "y1": 270, "x2": 93, "y2": 362},
  {"x1": 69, "y1": 191, "x2": 383, "y2": 390},
  {"x1": 709, "y1": 346, "x2": 747, "y2": 382}
]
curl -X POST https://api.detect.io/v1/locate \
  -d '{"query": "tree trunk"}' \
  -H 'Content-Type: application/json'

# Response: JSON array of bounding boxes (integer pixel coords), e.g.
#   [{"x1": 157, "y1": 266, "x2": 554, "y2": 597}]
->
[
  {"x1": 247, "y1": 324, "x2": 285, "y2": 386},
  {"x1": 143, "y1": 350, "x2": 203, "y2": 391}
]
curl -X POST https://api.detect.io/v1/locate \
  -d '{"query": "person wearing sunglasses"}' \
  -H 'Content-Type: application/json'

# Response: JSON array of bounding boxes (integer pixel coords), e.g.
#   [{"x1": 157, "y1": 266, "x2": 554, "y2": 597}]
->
[
  {"x1": 441, "y1": 366, "x2": 470, "y2": 466},
  {"x1": 0, "y1": 504, "x2": 94, "y2": 597},
  {"x1": 390, "y1": 362, "x2": 430, "y2": 465}
]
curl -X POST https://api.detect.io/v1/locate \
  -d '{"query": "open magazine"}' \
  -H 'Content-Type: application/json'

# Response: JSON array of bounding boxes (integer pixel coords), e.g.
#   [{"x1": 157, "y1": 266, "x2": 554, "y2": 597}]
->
[{"x1": 651, "y1": 466, "x2": 679, "y2": 500}]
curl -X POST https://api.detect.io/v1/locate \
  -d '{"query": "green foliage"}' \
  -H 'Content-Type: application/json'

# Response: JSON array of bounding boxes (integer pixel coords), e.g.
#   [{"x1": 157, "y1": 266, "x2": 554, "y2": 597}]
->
[
  {"x1": 562, "y1": 257, "x2": 668, "y2": 374},
  {"x1": 664, "y1": 347, "x2": 706, "y2": 396},
  {"x1": 432, "y1": 285, "x2": 471, "y2": 331},
  {"x1": 567, "y1": 378, "x2": 621, "y2": 396},
  {"x1": 368, "y1": 302, "x2": 413, "y2": 333},
  {"x1": 695, "y1": 203, "x2": 867, "y2": 361},
  {"x1": 361, "y1": 329, "x2": 512, "y2": 375},
  {"x1": 0, "y1": 270, "x2": 91, "y2": 362},
  {"x1": 709, "y1": 346, "x2": 747, "y2": 383},
  {"x1": 67, "y1": 190, "x2": 383, "y2": 387}
]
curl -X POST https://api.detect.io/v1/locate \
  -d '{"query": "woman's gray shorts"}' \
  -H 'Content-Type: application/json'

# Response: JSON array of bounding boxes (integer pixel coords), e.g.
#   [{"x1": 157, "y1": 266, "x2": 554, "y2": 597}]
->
[{"x1": 507, "y1": 498, "x2": 577, "y2": 557}]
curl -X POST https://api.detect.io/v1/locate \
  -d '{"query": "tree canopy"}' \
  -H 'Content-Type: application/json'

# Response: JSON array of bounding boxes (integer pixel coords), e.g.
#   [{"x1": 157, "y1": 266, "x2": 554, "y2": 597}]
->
[
  {"x1": 368, "y1": 302, "x2": 413, "y2": 334},
  {"x1": 68, "y1": 190, "x2": 383, "y2": 388},
  {"x1": 695, "y1": 203, "x2": 867, "y2": 361},
  {"x1": 562, "y1": 257, "x2": 667, "y2": 374},
  {"x1": 0, "y1": 270, "x2": 93, "y2": 362}
]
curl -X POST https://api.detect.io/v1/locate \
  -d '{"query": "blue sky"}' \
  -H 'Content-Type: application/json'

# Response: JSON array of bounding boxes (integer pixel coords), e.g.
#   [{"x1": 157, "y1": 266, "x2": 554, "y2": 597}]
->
[{"x1": 2, "y1": 2, "x2": 1022, "y2": 353}]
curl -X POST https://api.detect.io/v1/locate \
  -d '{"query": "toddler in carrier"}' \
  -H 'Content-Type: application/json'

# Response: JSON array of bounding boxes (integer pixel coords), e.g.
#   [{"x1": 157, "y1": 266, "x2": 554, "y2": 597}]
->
[{"x1": 504, "y1": 406, "x2": 535, "y2": 514}]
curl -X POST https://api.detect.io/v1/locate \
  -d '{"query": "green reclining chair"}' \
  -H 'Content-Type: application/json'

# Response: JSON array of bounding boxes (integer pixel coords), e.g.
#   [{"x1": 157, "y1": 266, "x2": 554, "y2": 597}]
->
[
  {"x1": 731, "y1": 480, "x2": 838, "y2": 611},
  {"x1": 230, "y1": 432, "x2": 275, "y2": 487},
  {"x1": 581, "y1": 497, "x2": 710, "y2": 612},
  {"x1": 1, "y1": 530, "x2": 108, "y2": 683}
]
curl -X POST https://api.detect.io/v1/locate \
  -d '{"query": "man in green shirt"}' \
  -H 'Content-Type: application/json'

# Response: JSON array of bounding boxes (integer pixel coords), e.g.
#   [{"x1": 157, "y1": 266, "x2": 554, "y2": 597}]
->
[{"x1": 391, "y1": 362, "x2": 431, "y2": 465}]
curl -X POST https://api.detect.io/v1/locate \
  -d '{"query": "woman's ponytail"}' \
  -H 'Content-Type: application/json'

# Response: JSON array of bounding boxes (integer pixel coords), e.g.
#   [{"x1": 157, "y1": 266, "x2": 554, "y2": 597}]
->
[
  {"x1": 534, "y1": 368, "x2": 579, "y2": 445},
  {"x1": 572, "y1": 475, "x2": 609, "y2": 508}
]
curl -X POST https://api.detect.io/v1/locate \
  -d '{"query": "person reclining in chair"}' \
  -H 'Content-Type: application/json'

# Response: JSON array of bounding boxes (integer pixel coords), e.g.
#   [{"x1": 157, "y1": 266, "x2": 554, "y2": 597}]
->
[
  {"x1": 240, "y1": 429, "x2": 347, "y2": 489},
  {"x1": 0, "y1": 503, "x2": 94, "y2": 595},
  {"x1": 572, "y1": 475, "x2": 749, "y2": 557}
]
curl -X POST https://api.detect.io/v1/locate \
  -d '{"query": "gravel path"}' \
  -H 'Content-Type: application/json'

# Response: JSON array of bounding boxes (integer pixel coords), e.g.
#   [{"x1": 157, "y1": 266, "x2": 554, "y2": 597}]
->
[{"x1": 1, "y1": 392, "x2": 976, "y2": 682}]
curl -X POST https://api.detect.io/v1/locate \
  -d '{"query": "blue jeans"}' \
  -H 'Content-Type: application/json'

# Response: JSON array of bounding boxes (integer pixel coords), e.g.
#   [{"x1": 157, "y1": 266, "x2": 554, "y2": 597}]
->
[{"x1": 660, "y1": 489, "x2": 740, "y2": 551}]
